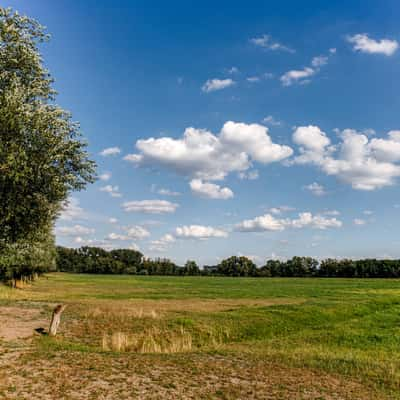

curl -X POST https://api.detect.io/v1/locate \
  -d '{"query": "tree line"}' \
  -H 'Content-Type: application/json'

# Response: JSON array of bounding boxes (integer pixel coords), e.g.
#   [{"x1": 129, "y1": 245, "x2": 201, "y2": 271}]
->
[{"x1": 55, "y1": 247, "x2": 400, "y2": 278}]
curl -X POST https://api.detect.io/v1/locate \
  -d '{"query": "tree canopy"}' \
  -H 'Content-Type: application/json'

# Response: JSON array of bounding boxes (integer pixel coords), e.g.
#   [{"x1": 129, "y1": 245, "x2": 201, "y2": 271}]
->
[{"x1": 0, "y1": 8, "x2": 95, "y2": 284}]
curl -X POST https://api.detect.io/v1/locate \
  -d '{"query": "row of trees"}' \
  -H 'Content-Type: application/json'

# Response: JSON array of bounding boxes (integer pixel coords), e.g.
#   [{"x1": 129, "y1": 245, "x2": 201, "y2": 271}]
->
[
  {"x1": 0, "y1": 8, "x2": 95, "y2": 286},
  {"x1": 55, "y1": 248, "x2": 400, "y2": 278}
]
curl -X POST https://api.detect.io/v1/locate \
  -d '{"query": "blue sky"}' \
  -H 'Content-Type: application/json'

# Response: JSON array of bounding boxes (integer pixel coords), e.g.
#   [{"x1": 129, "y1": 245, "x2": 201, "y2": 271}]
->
[{"x1": 7, "y1": 0, "x2": 400, "y2": 265}]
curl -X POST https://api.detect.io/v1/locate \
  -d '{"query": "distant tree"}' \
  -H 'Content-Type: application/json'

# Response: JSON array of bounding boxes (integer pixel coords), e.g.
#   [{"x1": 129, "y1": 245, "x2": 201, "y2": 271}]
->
[
  {"x1": 217, "y1": 256, "x2": 258, "y2": 277},
  {"x1": 183, "y1": 260, "x2": 200, "y2": 276},
  {"x1": 0, "y1": 8, "x2": 95, "y2": 284}
]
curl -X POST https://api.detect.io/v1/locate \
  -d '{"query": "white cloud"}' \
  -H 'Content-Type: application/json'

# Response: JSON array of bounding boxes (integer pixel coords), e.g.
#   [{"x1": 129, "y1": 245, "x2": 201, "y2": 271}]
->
[
  {"x1": 292, "y1": 127, "x2": 400, "y2": 190},
  {"x1": 175, "y1": 225, "x2": 228, "y2": 239},
  {"x1": 190, "y1": 179, "x2": 234, "y2": 200},
  {"x1": 238, "y1": 170, "x2": 259, "y2": 180},
  {"x1": 99, "y1": 147, "x2": 121, "y2": 156},
  {"x1": 363, "y1": 210, "x2": 373, "y2": 215},
  {"x1": 56, "y1": 225, "x2": 95, "y2": 236},
  {"x1": 107, "y1": 227, "x2": 149, "y2": 241},
  {"x1": 236, "y1": 212, "x2": 342, "y2": 232},
  {"x1": 202, "y1": 78, "x2": 235, "y2": 93},
  {"x1": 149, "y1": 234, "x2": 176, "y2": 252},
  {"x1": 109, "y1": 218, "x2": 118, "y2": 224},
  {"x1": 281, "y1": 50, "x2": 334, "y2": 86},
  {"x1": 157, "y1": 188, "x2": 181, "y2": 196},
  {"x1": 262, "y1": 115, "x2": 282, "y2": 126},
  {"x1": 250, "y1": 34, "x2": 294, "y2": 53},
  {"x1": 304, "y1": 182, "x2": 326, "y2": 196},
  {"x1": 122, "y1": 200, "x2": 179, "y2": 214},
  {"x1": 220, "y1": 121, "x2": 293, "y2": 164},
  {"x1": 268, "y1": 206, "x2": 295, "y2": 215},
  {"x1": 100, "y1": 185, "x2": 122, "y2": 198},
  {"x1": 281, "y1": 67, "x2": 315, "y2": 86},
  {"x1": 125, "y1": 225, "x2": 150, "y2": 240},
  {"x1": 236, "y1": 214, "x2": 287, "y2": 232},
  {"x1": 353, "y1": 218, "x2": 366, "y2": 226},
  {"x1": 311, "y1": 56, "x2": 328, "y2": 67},
  {"x1": 125, "y1": 121, "x2": 292, "y2": 182},
  {"x1": 58, "y1": 197, "x2": 86, "y2": 221},
  {"x1": 347, "y1": 34, "x2": 398, "y2": 56},
  {"x1": 99, "y1": 172, "x2": 112, "y2": 181},
  {"x1": 107, "y1": 232, "x2": 129, "y2": 241}
]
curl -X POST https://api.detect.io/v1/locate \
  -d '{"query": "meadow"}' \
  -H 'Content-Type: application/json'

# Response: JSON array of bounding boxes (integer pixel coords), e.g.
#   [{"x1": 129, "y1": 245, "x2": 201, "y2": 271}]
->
[{"x1": 1, "y1": 273, "x2": 400, "y2": 399}]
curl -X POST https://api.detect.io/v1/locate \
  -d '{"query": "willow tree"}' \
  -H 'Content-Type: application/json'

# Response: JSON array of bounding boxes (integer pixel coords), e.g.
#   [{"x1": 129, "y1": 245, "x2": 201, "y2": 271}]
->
[{"x1": 0, "y1": 8, "x2": 96, "y2": 286}]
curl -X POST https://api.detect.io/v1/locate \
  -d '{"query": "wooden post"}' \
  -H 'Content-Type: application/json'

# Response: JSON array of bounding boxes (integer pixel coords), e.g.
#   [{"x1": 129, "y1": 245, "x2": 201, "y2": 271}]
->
[{"x1": 48, "y1": 304, "x2": 66, "y2": 336}]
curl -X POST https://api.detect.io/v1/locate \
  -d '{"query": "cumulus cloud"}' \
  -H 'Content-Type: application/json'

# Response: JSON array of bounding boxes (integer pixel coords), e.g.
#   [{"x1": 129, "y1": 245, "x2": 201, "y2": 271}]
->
[
  {"x1": 55, "y1": 225, "x2": 95, "y2": 236},
  {"x1": 99, "y1": 147, "x2": 121, "y2": 156},
  {"x1": 125, "y1": 121, "x2": 292, "y2": 182},
  {"x1": 291, "y1": 126, "x2": 400, "y2": 190},
  {"x1": 100, "y1": 185, "x2": 122, "y2": 198},
  {"x1": 175, "y1": 225, "x2": 228, "y2": 239},
  {"x1": 250, "y1": 34, "x2": 294, "y2": 53},
  {"x1": 304, "y1": 182, "x2": 326, "y2": 196},
  {"x1": 202, "y1": 78, "x2": 235, "y2": 93},
  {"x1": 236, "y1": 212, "x2": 342, "y2": 232},
  {"x1": 58, "y1": 197, "x2": 86, "y2": 221},
  {"x1": 190, "y1": 179, "x2": 234, "y2": 200},
  {"x1": 347, "y1": 34, "x2": 398, "y2": 56},
  {"x1": 122, "y1": 200, "x2": 179, "y2": 214}
]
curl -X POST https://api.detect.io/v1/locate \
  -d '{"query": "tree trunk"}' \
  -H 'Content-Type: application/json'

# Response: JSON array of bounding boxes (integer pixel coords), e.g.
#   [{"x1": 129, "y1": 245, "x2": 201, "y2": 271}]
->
[{"x1": 48, "y1": 304, "x2": 66, "y2": 336}]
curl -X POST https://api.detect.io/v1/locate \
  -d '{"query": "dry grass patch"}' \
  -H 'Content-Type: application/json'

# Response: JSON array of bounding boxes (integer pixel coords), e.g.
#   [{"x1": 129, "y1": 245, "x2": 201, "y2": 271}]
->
[{"x1": 102, "y1": 326, "x2": 193, "y2": 353}]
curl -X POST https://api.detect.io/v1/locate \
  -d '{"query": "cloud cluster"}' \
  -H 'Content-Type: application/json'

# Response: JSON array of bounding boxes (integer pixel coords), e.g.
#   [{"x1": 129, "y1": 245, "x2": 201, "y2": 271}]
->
[
  {"x1": 125, "y1": 121, "x2": 292, "y2": 184},
  {"x1": 122, "y1": 200, "x2": 179, "y2": 214},
  {"x1": 236, "y1": 212, "x2": 342, "y2": 232},
  {"x1": 292, "y1": 126, "x2": 400, "y2": 190},
  {"x1": 347, "y1": 34, "x2": 398, "y2": 56}
]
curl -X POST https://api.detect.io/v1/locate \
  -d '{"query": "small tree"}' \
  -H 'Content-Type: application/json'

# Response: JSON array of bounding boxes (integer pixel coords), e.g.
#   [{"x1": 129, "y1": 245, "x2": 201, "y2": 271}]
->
[
  {"x1": 0, "y1": 8, "x2": 95, "y2": 284},
  {"x1": 183, "y1": 260, "x2": 200, "y2": 276}
]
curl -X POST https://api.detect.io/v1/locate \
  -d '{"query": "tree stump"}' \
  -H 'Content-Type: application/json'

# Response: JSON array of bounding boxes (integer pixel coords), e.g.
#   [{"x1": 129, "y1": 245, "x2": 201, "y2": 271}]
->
[{"x1": 48, "y1": 304, "x2": 67, "y2": 336}]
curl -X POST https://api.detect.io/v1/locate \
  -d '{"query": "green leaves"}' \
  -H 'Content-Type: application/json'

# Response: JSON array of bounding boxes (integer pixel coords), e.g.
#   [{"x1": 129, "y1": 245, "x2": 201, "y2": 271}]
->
[{"x1": 0, "y1": 7, "x2": 96, "y2": 281}]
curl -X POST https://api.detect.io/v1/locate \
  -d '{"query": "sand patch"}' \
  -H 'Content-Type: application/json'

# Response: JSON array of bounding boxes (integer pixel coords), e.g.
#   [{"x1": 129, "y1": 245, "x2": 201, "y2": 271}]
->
[{"x1": 0, "y1": 306, "x2": 48, "y2": 342}]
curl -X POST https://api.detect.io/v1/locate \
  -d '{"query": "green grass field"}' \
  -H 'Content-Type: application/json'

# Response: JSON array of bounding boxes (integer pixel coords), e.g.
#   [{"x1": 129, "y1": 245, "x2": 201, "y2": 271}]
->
[{"x1": 1, "y1": 273, "x2": 400, "y2": 399}]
